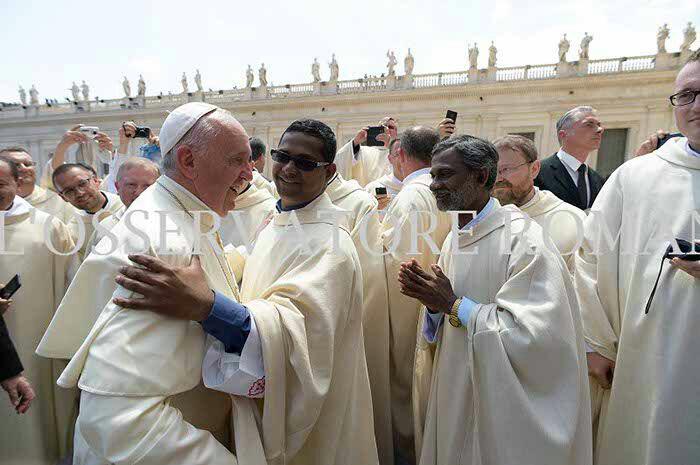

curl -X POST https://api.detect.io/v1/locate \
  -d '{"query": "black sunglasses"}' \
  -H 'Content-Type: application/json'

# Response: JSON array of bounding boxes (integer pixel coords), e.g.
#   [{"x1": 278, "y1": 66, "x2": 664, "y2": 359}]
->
[{"x1": 270, "y1": 149, "x2": 330, "y2": 172}]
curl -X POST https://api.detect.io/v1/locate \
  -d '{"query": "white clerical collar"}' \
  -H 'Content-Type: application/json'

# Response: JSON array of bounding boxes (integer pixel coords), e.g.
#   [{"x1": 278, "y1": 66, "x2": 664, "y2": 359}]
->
[
  {"x1": 75, "y1": 191, "x2": 111, "y2": 217},
  {"x1": 519, "y1": 186, "x2": 540, "y2": 210},
  {"x1": 403, "y1": 167, "x2": 431, "y2": 185},
  {"x1": 1, "y1": 195, "x2": 32, "y2": 218},
  {"x1": 685, "y1": 140, "x2": 700, "y2": 158},
  {"x1": 390, "y1": 174, "x2": 403, "y2": 186},
  {"x1": 557, "y1": 148, "x2": 585, "y2": 171},
  {"x1": 460, "y1": 197, "x2": 496, "y2": 231}
]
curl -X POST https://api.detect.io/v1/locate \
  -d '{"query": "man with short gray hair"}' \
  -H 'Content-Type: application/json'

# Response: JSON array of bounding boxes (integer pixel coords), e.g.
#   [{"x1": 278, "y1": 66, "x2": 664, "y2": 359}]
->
[{"x1": 535, "y1": 106, "x2": 606, "y2": 210}]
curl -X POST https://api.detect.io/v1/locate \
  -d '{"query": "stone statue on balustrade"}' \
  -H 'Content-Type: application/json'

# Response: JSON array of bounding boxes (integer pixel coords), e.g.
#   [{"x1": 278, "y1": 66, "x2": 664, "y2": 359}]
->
[
  {"x1": 580, "y1": 32, "x2": 593, "y2": 59},
  {"x1": 682, "y1": 22, "x2": 696, "y2": 53},
  {"x1": 181, "y1": 72, "x2": 189, "y2": 93},
  {"x1": 404, "y1": 48, "x2": 414, "y2": 76},
  {"x1": 488, "y1": 41, "x2": 497, "y2": 67},
  {"x1": 137, "y1": 75, "x2": 146, "y2": 96},
  {"x1": 386, "y1": 50, "x2": 398, "y2": 76},
  {"x1": 657, "y1": 23, "x2": 670, "y2": 53},
  {"x1": 312, "y1": 58, "x2": 321, "y2": 82},
  {"x1": 195, "y1": 69, "x2": 203, "y2": 92},
  {"x1": 558, "y1": 34, "x2": 570, "y2": 62},
  {"x1": 70, "y1": 82, "x2": 80, "y2": 102},
  {"x1": 246, "y1": 65, "x2": 254, "y2": 88},
  {"x1": 329, "y1": 54, "x2": 339, "y2": 82},
  {"x1": 81, "y1": 81, "x2": 90, "y2": 101},
  {"x1": 122, "y1": 76, "x2": 132, "y2": 98},
  {"x1": 18, "y1": 86, "x2": 27, "y2": 106},
  {"x1": 259, "y1": 63, "x2": 268, "y2": 87},
  {"x1": 468, "y1": 42, "x2": 479, "y2": 69},
  {"x1": 29, "y1": 85, "x2": 39, "y2": 105}
]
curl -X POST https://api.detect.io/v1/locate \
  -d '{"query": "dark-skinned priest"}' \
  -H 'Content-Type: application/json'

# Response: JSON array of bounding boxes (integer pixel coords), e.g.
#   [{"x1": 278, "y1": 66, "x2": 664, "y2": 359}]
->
[
  {"x1": 115, "y1": 119, "x2": 379, "y2": 465},
  {"x1": 400, "y1": 135, "x2": 591, "y2": 465}
]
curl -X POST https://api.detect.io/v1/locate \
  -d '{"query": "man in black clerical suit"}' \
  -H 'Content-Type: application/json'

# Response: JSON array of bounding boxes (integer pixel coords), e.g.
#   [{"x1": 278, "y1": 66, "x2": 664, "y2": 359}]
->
[{"x1": 535, "y1": 106, "x2": 606, "y2": 210}]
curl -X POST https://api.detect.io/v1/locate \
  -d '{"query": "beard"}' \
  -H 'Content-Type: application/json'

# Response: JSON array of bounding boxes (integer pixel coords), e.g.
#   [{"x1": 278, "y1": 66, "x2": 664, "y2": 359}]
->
[
  {"x1": 492, "y1": 180, "x2": 532, "y2": 207},
  {"x1": 433, "y1": 181, "x2": 479, "y2": 212}
]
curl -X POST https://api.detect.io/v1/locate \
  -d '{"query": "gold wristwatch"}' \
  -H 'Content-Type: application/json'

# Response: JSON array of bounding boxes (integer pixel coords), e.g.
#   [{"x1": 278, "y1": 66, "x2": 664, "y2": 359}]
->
[{"x1": 448, "y1": 297, "x2": 463, "y2": 328}]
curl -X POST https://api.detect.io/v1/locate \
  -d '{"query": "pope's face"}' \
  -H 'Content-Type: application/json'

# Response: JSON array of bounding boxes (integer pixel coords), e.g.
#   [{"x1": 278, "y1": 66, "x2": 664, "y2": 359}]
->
[
  {"x1": 0, "y1": 163, "x2": 18, "y2": 211},
  {"x1": 674, "y1": 61, "x2": 700, "y2": 147},
  {"x1": 492, "y1": 147, "x2": 538, "y2": 207},
  {"x1": 191, "y1": 120, "x2": 253, "y2": 216},
  {"x1": 1, "y1": 150, "x2": 36, "y2": 197}
]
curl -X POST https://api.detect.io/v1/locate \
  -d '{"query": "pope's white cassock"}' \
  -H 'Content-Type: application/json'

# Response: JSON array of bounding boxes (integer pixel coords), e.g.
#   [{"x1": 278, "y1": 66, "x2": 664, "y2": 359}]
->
[
  {"x1": 203, "y1": 193, "x2": 380, "y2": 465},
  {"x1": 574, "y1": 137, "x2": 700, "y2": 465},
  {"x1": 84, "y1": 206, "x2": 125, "y2": 256},
  {"x1": 1, "y1": 196, "x2": 76, "y2": 465},
  {"x1": 219, "y1": 182, "x2": 276, "y2": 249},
  {"x1": 365, "y1": 174, "x2": 404, "y2": 198},
  {"x1": 336, "y1": 141, "x2": 391, "y2": 187},
  {"x1": 417, "y1": 199, "x2": 592, "y2": 465},
  {"x1": 381, "y1": 168, "x2": 451, "y2": 459},
  {"x1": 325, "y1": 173, "x2": 393, "y2": 465},
  {"x1": 37, "y1": 176, "x2": 237, "y2": 465},
  {"x1": 518, "y1": 187, "x2": 586, "y2": 270},
  {"x1": 24, "y1": 184, "x2": 77, "y2": 225}
]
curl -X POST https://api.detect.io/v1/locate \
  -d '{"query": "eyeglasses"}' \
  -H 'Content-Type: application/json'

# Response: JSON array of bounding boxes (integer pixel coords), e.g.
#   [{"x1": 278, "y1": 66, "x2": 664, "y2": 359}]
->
[
  {"x1": 59, "y1": 177, "x2": 94, "y2": 198},
  {"x1": 270, "y1": 149, "x2": 330, "y2": 172},
  {"x1": 669, "y1": 90, "x2": 700, "y2": 107},
  {"x1": 497, "y1": 161, "x2": 531, "y2": 177}
]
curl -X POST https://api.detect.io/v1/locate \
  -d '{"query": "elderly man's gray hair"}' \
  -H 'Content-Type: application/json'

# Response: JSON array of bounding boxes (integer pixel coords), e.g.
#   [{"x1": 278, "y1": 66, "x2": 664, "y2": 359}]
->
[
  {"x1": 116, "y1": 157, "x2": 160, "y2": 183},
  {"x1": 556, "y1": 106, "x2": 597, "y2": 142},
  {"x1": 160, "y1": 109, "x2": 237, "y2": 173}
]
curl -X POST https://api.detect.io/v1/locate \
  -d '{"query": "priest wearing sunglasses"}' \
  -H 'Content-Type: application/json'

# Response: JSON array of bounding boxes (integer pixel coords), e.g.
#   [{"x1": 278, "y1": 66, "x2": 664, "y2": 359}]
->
[{"x1": 114, "y1": 119, "x2": 379, "y2": 465}]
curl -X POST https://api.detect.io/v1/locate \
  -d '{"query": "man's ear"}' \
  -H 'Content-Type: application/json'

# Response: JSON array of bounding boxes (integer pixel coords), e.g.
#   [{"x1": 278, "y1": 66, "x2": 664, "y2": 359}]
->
[
  {"x1": 530, "y1": 159, "x2": 541, "y2": 179},
  {"x1": 325, "y1": 163, "x2": 337, "y2": 182},
  {"x1": 175, "y1": 145, "x2": 196, "y2": 181}
]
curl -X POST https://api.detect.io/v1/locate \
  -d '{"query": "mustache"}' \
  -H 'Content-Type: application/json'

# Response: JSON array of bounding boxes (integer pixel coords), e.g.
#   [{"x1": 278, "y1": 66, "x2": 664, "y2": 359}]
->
[{"x1": 493, "y1": 181, "x2": 512, "y2": 189}]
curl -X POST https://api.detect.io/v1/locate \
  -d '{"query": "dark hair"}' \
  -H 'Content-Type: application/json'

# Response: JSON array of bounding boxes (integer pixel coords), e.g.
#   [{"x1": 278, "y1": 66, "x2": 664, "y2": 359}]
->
[
  {"x1": 249, "y1": 137, "x2": 267, "y2": 161},
  {"x1": 52, "y1": 162, "x2": 97, "y2": 189},
  {"x1": 493, "y1": 134, "x2": 538, "y2": 163},
  {"x1": 401, "y1": 126, "x2": 439, "y2": 163},
  {"x1": 0, "y1": 146, "x2": 30, "y2": 157},
  {"x1": 432, "y1": 135, "x2": 499, "y2": 190},
  {"x1": 388, "y1": 134, "x2": 402, "y2": 153},
  {"x1": 279, "y1": 119, "x2": 337, "y2": 163},
  {"x1": 0, "y1": 156, "x2": 20, "y2": 181}
]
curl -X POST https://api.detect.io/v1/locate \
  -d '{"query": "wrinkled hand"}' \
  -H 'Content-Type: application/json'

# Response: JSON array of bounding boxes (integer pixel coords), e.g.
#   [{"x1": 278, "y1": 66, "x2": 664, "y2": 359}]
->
[
  {"x1": 587, "y1": 352, "x2": 615, "y2": 389},
  {"x1": 0, "y1": 297, "x2": 12, "y2": 316},
  {"x1": 353, "y1": 127, "x2": 369, "y2": 146},
  {"x1": 113, "y1": 254, "x2": 214, "y2": 322},
  {"x1": 671, "y1": 257, "x2": 700, "y2": 279},
  {"x1": 398, "y1": 259, "x2": 457, "y2": 314},
  {"x1": 1, "y1": 374, "x2": 35, "y2": 414},
  {"x1": 94, "y1": 132, "x2": 114, "y2": 153},
  {"x1": 634, "y1": 130, "x2": 667, "y2": 156},
  {"x1": 437, "y1": 118, "x2": 456, "y2": 139}
]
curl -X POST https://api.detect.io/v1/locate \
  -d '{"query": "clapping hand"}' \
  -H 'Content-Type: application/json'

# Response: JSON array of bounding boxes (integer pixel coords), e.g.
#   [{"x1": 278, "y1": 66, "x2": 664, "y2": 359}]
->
[{"x1": 398, "y1": 259, "x2": 457, "y2": 314}]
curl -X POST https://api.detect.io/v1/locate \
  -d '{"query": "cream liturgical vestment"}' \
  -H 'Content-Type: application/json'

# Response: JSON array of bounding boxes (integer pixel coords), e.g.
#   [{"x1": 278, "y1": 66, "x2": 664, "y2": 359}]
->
[
  {"x1": 418, "y1": 201, "x2": 592, "y2": 465},
  {"x1": 84, "y1": 206, "x2": 125, "y2": 256},
  {"x1": 24, "y1": 184, "x2": 77, "y2": 225},
  {"x1": 326, "y1": 174, "x2": 393, "y2": 465},
  {"x1": 381, "y1": 169, "x2": 451, "y2": 458},
  {"x1": 252, "y1": 169, "x2": 276, "y2": 197},
  {"x1": 1, "y1": 198, "x2": 76, "y2": 465},
  {"x1": 218, "y1": 193, "x2": 379, "y2": 465},
  {"x1": 519, "y1": 187, "x2": 586, "y2": 270},
  {"x1": 574, "y1": 137, "x2": 700, "y2": 465},
  {"x1": 366, "y1": 174, "x2": 404, "y2": 198},
  {"x1": 66, "y1": 191, "x2": 124, "y2": 263},
  {"x1": 38, "y1": 176, "x2": 237, "y2": 465},
  {"x1": 336, "y1": 140, "x2": 391, "y2": 187},
  {"x1": 219, "y1": 183, "x2": 276, "y2": 249}
]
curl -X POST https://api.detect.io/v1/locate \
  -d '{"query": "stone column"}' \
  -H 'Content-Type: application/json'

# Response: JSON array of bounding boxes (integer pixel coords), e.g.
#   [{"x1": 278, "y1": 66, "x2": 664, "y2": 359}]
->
[
  {"x1": 313, "y1": 82, "x2": 322, "y2": 96},
  {"x1": 654, "y1": 52, "x2": 675, "y2": 70},
  {"x1": 402, "y1": 75, "x2": 414, "y2": 89},
  {"x1": 468, "y1": 67, "x2": 478, "y2": 83},
  {"x1": 577, "y1": 58, "x2": 589, "y2": 75},
  {"x1": 255, "y1": 85, "x2": 269, "y2": 99},
  {"x1": 556, "y1": 61, "x2": 574, "y2": 78},
  {"x1": 386, "y1": 74, "x2": 396, "y2": 90},
  {"x1": 486, "y1": 66, "x2": 497, "y2": 81}
]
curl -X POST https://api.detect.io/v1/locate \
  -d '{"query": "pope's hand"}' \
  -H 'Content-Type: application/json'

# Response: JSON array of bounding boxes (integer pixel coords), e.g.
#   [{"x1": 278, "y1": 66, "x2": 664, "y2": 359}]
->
[
  {"x1": 113, "y1": 254, "x2": 215, "y2": 322},
  {"x1": 398, "y1": 259, "x2": 457, "y2": 314},
  {"x1": 587, "y1": 352, "x2": 615, "y2": 389},
  {"x1": 1, "y1": 374, "x2": 35, "y2": 414},
  {"x1": 671, "y1": 257, "x2": 700, "y2": 279}
]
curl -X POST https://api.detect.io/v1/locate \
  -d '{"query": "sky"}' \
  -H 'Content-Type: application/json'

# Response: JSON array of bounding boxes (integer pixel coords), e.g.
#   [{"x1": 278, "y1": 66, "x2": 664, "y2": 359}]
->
[{"x1": 1, "y1": 0, "x2": 698, "y2": 103}]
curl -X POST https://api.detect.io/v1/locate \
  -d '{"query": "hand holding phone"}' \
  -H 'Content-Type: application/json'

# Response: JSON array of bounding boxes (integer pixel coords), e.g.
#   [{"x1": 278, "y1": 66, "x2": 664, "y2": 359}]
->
[{"x1": 366, "y1": 126, "x2": 385, "y2": 147}]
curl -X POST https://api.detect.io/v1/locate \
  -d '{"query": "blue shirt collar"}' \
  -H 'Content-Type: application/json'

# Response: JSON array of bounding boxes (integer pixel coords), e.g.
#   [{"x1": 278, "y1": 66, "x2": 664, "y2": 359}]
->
[{"x1": 461, "y1": 197, "x2": 496, "y2": 231}]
